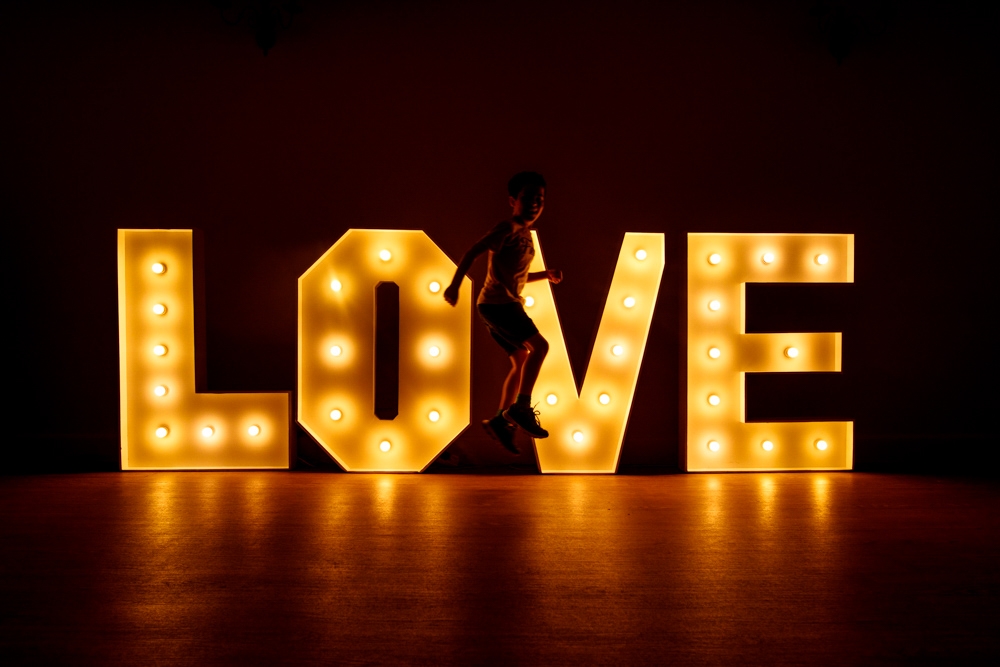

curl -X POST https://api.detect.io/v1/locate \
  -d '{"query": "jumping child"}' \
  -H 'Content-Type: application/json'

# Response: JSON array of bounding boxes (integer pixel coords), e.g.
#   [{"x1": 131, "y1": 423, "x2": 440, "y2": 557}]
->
[{"x1": 443, "y1": 172, "x2": 562, "y2": 453}]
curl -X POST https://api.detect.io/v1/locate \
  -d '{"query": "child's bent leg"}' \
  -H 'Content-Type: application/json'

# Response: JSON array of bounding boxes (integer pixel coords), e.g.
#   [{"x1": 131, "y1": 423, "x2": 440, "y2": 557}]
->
[
  {"x1": 500, "y1": 350, "x2": 528, "y2": 411},
  {"x1": 517, "y1": 333, "x2": 549, "y2": 397}
]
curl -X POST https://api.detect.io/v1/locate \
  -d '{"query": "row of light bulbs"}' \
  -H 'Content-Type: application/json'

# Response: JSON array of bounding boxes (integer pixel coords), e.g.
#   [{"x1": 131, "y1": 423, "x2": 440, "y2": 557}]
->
[
  {"x1": 705, "y1": 346, "x2": 800, "y2": 360},
  {"x1": 706, "y1": 252, "x2": 830, "y2": 266},
  {"x1": 706, "y1": 439, "x2": 830, "y2": 452},
  {"x1": 153, "y1": 424, "x2": 263, "y2": 439}
]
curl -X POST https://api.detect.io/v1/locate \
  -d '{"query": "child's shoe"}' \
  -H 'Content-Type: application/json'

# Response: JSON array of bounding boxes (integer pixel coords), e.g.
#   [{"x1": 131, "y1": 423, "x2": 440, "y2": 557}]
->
[
  {"x1": 482, "y1": 415, "x2": 519, "y2": 453},
  {"x1": 503, "y1": 404, "x2": 549, "y2": 438}
]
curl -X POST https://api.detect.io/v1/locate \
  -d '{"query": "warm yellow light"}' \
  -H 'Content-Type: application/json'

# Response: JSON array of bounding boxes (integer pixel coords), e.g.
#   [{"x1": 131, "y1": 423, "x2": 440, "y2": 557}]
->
[
  {"x1": 762, "y1": 252, "x2": 775, "y2": 265},
  {"x1": 151, "y1": 262, "x2": 166, "y2": 274},
  {"x1": 784, "y1": 346, "x2": 799, "y2": 359},
  {"x1": 201, "y1": 426, "x2": 214, "y2": 438},
  {"x1": 816, "y1": 253, "x2": 829, "y2": 265},
  {"x1": 707, "y1": 440, "x2": 721, "y2": 452},
  {"x1": 153, "y1": 385, "x2": 168, "y2": 397},
  {"x1": 572, "y1": 430, "x2": 584, "y2": 443},
  {"x1": 635, "y1": 249, "x2": 647, "y2": 260},
  {"x1": 155, "y1": 426, "x2": 169, "y2": 438},
  {"x1": 708, "y1": 394, "x2": 721, "y2": 406},
  {"x1": 428, "y1": 345, "x2": 441, "y2": 358},
  {"x1": 524, "y1": 295, "x2": 535, "y2": 307},
  {"x1": 379, "y1": 249, "x2": 392, "y2": 262},
  {"x1": 248, "y1": 425, "x2": 261, "y2": 437},
  {"x1": 428, "y1": 410, "x2": 440, "y2": 422},
  {"x1": 329, "y1": 409, "x2": 343, "y2": 421},
  {"x1": 330, "y1": 345, "x2": 343, "y2": 357},
  {"x1": 428, "y1": 281, "x2": 441, "y2": 293},
  {"x1": 544, "y1": 393, "x2": 558, "y2": 406},
  {"x1": 708, "y1": 347, "x2": 721, "y2": 359},
  {"x1": 153, "y1": 344, "x2": 167, "y2": 357},
  {"x1": 708, "y1": 253, "x2": 722, "y2": 265},
  {"x1": 152, "y1": 303, "x2": 166, "y2": 315},
  {"x1": 612, "y1": 344, "x2": 624, "y2": 356},
  {"x1": 598, "y1": 393, "x2": 610, "y2": 405},
  {"x1": 379, "y1": 440, "x2": 392, "y2": 452},
  {"x1": 708, "y1": 299, "x2": 721, "y2": 311},
  {"x1": 762, "y1": 440, "x2": 774, "y2": 451},
  {"x1": 623, "y1": 296, "x2": 636, "y2": 308},
  {"x1": 330, "y1": 279, "x2": 342, "y2": 292},
  {"x1": 815, "y1": 439, "x2": 829, "y2": 451}
]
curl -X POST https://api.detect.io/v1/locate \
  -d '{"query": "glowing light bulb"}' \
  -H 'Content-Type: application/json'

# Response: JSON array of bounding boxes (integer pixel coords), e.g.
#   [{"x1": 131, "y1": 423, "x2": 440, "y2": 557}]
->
[
  {"x1": 623, "y1": 296, "x2": 636, "y2": 308},
  {"x1": 762, "y1": 440, "x2": 774, "y2": 451},
  {"x1": 572, "y1": 430, "x2": 584, "y2": 443},
  {"x1": 330, "y1": 345, "x2": 343, "y2": 357},
  {"x1": 201, "y1": 426, "x2": 214, "y2": 438},
  {"x1": 152, "y1": 303, "x2": 167, "y2": 315},
  {"x1": 598, "y1": 393, "x2": 611, "y2": 405},
  {"x1": 428, "y1": 410, "x2": 440, "y2": 422},
  {"x1": 379, "y1": 249, "x2": 392, "y2": 262},
  {"x1": 815, "y1": 254, "x2": 829, "y2": 265},
  {"x1": 708, "y1": 347, "x2": 721, "y2": 359},
  {"x1": 153, "y1": 344, "x2": 167, "y2": 357},
  {"x1": 428, "y1": 281, "x2": 441, "y2": 293},
  {"x1": 815, "y1": 439, "x2": 829, "y2": 451},
  {"x1": 635, "y1": 249, "x2": 647, "y2": 261},
  {"x1": 784, "y1": 347, "x2": 799, "y2": 359},
  {"x1": 330, "y1": 279, "x2": 342, "y2": 292},
  {"x1": 546, "y1": 393, "x2": 558, "y2": 405},
  {"x1": 153, "y1": 385, "x2": 168, "y2": 397},
  {"x1": 329, "y1": 409, "x2": 343, "y2": 421},
  {"x1": 524, "y1": 295, "x2": 535, "y2": 307},
  {"x1": 155, "y1": 426, "x2": 169, "y2": 438},
  {"x1": 707, "y1": 394, "x2": 720, "y2": 406},
  {"x1": 612, "y1": 344, "x2": 624, "y2": 356},
  {"x1": 708, "y1": 299, "x2": 721, "y2": 312},
  {"x1": 379, "y1": 440, "x2": 391, "y2": 452},
  {"x1": 151, "y1": 262, "x2": 166, "y2": 274},
  {"x1": 428, "y1": 345, "x2": 441, "y2": 357},
  {"x1": 762, "y1": 252, "x2": 775, "y2": 265},
  {"x1": 707, "y1": 440, "x2": 721, "y2": 452},
  {"x1": 708, "y1": 253, "x2": 721, "y2": 265},
  {"x1": 248, "y1": 425, "x2": 261, "y2": 437}
]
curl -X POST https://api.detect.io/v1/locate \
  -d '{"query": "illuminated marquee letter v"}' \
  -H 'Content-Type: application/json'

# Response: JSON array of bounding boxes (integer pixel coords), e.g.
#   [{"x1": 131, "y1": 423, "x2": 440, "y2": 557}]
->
[
  {"x1": 527, "y1": 232, "x2": 665, "y2": 473},
  {"x1": 117, "y1": 230, "x2": 292, "y2": 469}
]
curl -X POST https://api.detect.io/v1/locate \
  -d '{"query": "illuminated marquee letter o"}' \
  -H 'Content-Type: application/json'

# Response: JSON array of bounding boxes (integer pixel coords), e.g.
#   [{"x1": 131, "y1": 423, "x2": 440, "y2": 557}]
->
[{"x1": 298, "y1": 229, "x2": 472, "y2": 471}]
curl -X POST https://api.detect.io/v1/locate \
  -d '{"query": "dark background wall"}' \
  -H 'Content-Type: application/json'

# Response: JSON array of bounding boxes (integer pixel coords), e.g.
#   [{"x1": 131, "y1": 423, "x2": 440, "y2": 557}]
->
[{"x1": 4, "y1": 1, "x2": 996, "y2": 472}]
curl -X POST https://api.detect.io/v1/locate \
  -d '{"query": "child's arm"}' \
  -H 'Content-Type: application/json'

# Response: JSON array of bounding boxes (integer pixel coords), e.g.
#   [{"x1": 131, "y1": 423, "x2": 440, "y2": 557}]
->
[
  {"x1": 444, "y1": 239, "x2": 492, "y2": 305},
  {"x1": 528, "y1": 270, "x2": 563, "y2": 284}
]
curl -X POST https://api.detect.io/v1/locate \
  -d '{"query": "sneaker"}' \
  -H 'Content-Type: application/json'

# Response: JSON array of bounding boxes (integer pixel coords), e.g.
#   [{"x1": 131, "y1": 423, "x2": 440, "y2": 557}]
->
[
  {"x1": 482, "y1": 415, "x2": 519, "y2": 454},
  {"x1": 503, "y1": 403, "x2": 549, "y2": 438}
]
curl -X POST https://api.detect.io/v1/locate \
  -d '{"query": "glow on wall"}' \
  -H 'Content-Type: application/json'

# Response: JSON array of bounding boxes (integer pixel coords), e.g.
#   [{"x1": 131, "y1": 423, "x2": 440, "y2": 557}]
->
[
  {"x1": 298, "y1": 229, "x2": 473, "y2": 471},
  {"x1": 117, "y1": 230, "x2": 291, "y2": 469},
  {"x1": 526, "y1": 232, "x2": 664, "y2": 473},
  {"x1": 686, "y1": 233, "x2": 854, "y2": 471}
]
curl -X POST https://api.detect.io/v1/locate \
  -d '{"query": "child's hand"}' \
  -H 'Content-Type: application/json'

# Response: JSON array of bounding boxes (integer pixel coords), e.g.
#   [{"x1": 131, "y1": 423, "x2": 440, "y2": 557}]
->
[
  {"x1": 443, "y1": 283, "x2": 460, "y2": 306},
  {"x1": 546, "y1": 269, "x2": 563, "y2": 284}
]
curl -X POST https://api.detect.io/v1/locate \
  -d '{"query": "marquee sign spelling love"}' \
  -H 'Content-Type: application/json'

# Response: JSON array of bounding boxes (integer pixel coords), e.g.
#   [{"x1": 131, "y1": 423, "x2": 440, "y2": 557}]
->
[{"x1": 118, "y1": 229, "x2": 853, "y2": 473}]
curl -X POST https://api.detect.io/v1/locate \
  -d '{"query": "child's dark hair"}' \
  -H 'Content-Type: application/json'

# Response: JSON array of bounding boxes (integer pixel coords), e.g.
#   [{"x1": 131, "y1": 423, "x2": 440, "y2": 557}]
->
[{"x1": 507, "y1": 171, "x2": 546, "y2": 198}]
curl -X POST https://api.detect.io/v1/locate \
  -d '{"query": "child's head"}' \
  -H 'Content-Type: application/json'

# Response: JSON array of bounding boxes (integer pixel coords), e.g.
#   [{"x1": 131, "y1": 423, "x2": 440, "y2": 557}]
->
[{"x1": 507, "y1": 172, "x2": 546, "y2": 224}]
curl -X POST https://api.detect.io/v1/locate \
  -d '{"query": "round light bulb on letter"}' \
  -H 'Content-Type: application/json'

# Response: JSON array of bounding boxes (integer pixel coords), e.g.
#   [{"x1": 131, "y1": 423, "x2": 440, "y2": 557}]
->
[
  {"x1": 428, "y1": 410, "x2": 440, "y2": 422},
  {"x1": 815, "y1": 439, "x2": 829, "y2": 451},
  {"x1": 330, "y1": 345, "x2": 342, "y2": 357},
  {"x1": 707, "y1": 440, "x2": 721, "y2": 452},
  {"x1": 524, "y1": 295, "x2": 535, "y2": 307},
  {"x1": 708, "y1": 299, "x2": 721, "y2": 312},
  {"x1": 546, "y1": 393, "x2": 558, "y2": 406},
  {"x1": 815, "y1": 254, "x2": 829, "y2": 265},
  {"x1": 428, "y1": 281, "x2": 441, "y2": 293},
  {"x1": 428, "y1": 345, "x2": 441, "y2": 358},
  {"x1": 379, "y1": 440, "x2": 391, "y2": 452},
  {"x1": 612, "y1": 344, "x2": 624, "y2": 356},
  {"x1": 330, "y1": 279, "x2": 342, "y2": 292},
  {"x1": 329, "y1": 409, "x2": 343, "y2": 421},
  {"x1": 623, "y1": 296, "x2": 636, "y2": 308},
  {"x1": 708, "y1": 394, "x2": 720, "y2": 406},
  {"x1": 708, "y1": 347, "x2": 721, "y2": 359},
  {"x1": 151, "y1": 262, "x2": 166, "y2": 274},
  {"x1": 155, "y1": 426, "x2": 169, "y2": 439},
  {"x1": 784, "y1": 347, "x2": 799, "y2": 359},
  {"x1": 379, "y1": 249, "x2": 392, "y2": 262},
  {"x1": 762, "y1": 440, "x2": 774, "y2": 451},
  {"x1": 153, "y1": 385, "x2": 168, "y2": 397},
  {"x1": 762, "y1": 252, "x2": 775, "y2": 265},
  {"x1": 708, "y1": 253, "x2": 721, "y2": 265},
  {"x1": 152, "y1": 303, "x2": 167, "y2": 315},
  {"x1": 201, "y1": 426, "x2": 214, "y2": 438},
  {"x1": 572, "y1": 430, "x2": 584, "y2": 443},
  {"x1": 635, "y1": 249, "x2": 647, "y2": 261},
  {"x1": 598, "y1": 393, "x2": 611, "y2": 405},
  {"x1": 248, "y1": 425, "x2": 261, "y2": 437},
  {"x1": 153, "y1": 344, "x2": 167, "y2": 357}
]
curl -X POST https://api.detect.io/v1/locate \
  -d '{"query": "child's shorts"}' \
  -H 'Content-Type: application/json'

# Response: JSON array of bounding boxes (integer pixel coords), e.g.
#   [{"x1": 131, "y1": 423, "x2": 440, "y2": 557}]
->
[{"x1": 477, "y1": 302, "x2": 540, "y2": 355}]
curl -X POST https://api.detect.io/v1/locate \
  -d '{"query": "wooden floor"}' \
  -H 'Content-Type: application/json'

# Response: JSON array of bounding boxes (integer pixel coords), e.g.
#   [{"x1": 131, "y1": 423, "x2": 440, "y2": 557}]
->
[{"x1": 2, "y1": 473, "x2": 998, "y2": 665}]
